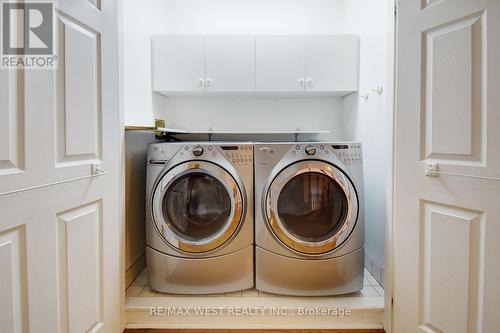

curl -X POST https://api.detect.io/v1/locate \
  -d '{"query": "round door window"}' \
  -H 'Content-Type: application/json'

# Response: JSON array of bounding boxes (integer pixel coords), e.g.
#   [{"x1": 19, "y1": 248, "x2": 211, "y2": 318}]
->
[
  {"x1": 277, "y1": 172, "x2": 349, "y2": 243},
  {"x1": 162, "y1": 172, "x2": 231, "y2": 241}
]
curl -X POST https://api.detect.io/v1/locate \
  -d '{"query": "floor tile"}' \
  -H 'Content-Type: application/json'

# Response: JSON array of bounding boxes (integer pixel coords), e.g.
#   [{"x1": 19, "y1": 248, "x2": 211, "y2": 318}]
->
[
  {"x1": 126, "y1": 285, "x2": 144, "y2": 297},
  {"x1": 131, "y1": 274, "x2": 148, "y2": 286},
  {"x1": 344, "y1": 291, "x2": 363, "y2": 297},
  {"x1": 128, "y1": 267, "x2": 383, "y2": 300},
  {"x1": 360, "y1": 285, "x2": 380, "y2": 297},
  {"x1": 374, "y1": 285, "x2": 384, "y2": 297},
  {"x1": 204, "y1": 293, "x2": 225, "y2": 297},
  {"x1": 241, "y1": 289, "x2": 259, "y2": 297},
  {"x1": 224, "y1": 291, "x2": 242, "y2": 297},
  {"x1": 258, "y1": 291, "x2": 276, "y2": 297},
  {"x1": 363, "y1": 277, "x2": 372, "y2": 286},
  {"x1": 365, "y1": 272, "x2": 379, "y2": 287},
  {"x1": 156, "y1": 292, "x2": 184, "y2": 297},
  {"x1": 139, "y1": 283, "x2": 157, "y2": 297}
]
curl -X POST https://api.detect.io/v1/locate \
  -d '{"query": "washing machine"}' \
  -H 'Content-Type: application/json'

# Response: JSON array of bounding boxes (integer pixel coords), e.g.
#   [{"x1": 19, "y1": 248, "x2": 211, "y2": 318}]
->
[
  {"x1": 254, "y1": 142, "x2": 364, "y2": 296},
  {"x1": 146, "y1": 142, "x2": 254, "y2": 294}
]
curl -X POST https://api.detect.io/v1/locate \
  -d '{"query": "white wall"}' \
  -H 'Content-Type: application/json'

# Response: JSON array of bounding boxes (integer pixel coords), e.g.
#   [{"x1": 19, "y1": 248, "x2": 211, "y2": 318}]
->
[
  {"x1": 343, "y1": 0, "x2": 392, "y2": 283},
  {"x1": 162, "y1": 0, "x2": 345, "y2": 35},
  {"x1": 160, "y1": 97, "x2": 345, "y2": 141},
  {"x1": 122, "y1": 0, "x2": 347, "y2": 138},
  {"x1": 122, "y1": 0, "x2": 168, "y2": 126}
]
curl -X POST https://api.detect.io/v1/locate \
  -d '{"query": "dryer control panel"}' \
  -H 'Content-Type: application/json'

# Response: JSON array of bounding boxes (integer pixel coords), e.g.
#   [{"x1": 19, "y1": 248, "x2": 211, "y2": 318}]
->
[
  {"x1": 331, "y1": 143, "x2": 363, "y2": 165},
  {"x1": 220, "y1": 145, "x2": 253, "y2": 167},
  {"x1": 282, "y1": 143, "x2": 363, "y2": 166}
]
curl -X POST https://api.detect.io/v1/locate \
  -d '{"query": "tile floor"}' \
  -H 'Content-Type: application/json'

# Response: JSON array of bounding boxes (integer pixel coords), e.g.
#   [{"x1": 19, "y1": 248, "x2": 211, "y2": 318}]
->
[{"x1": 126, "y1": 267, "x2": 384, "y2": 298}]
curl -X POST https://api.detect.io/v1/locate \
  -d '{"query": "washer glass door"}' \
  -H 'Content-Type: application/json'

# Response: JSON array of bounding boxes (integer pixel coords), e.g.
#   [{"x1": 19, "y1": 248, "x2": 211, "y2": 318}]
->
[
  {"x1": 266, "y1": 160, "x2": 358, "y2": 255},
  {"x1": 152, "y1": 161, "x2": 243, "y2": 253}
]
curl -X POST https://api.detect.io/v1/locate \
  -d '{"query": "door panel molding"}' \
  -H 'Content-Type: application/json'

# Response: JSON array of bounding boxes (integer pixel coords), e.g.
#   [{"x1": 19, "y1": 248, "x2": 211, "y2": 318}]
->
[
  {"x1": 419, "y1": 201, "x2": 483, "y2": 333},
  {"x1": 421, "y1": 11, "x2": 486, "y2": 165},
  {"x1": 57, "y1": 201, "x2": 103, "y2": 333},
  {"x1": 0, "y1": 226, "x2": 27, "y2": 333},
  {"x1": 0, "y1": 70, "x2": 24, "y2": 174},
  {"x1": 56, "y1": 13, "x2": 102, "y2": 167}
]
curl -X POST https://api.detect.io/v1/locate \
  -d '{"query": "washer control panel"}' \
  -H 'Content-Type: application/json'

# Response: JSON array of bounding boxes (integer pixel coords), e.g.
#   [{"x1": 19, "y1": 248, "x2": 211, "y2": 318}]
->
[
  {"x1": 148, "y1": 143, "x2": 253, "y2": 167},
  {"x1": 331, "y1": 143, "x2": 363, "y2": 165},
  {"x1": 220, "y1": 145, "x2": 253, "y2": 167}
]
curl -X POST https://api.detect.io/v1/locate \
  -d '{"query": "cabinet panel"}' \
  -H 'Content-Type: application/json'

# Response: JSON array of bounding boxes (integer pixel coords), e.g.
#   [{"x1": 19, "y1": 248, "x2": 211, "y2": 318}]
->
[
  {"x1": 256, "y1": 36, "x2": 305, "y2": 91},
  {"x1": 305, "y1": 35, "x2": 359, "y2": 92},
  {"x1": 152, "y1": 35, "x2": 205, "y2": 92},
  {"x1": 205, "y1": 36, "x2": 255, "y2": 91}
]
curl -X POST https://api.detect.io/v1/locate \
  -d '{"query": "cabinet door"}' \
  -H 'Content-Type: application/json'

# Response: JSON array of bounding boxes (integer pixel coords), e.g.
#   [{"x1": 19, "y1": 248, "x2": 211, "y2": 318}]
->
[
  {"x1": 205, "y1": 36, "x2": 255, "y2": 91},
  {"x1": 256, "y1": 36, "x2": 306, "y2": 91},
  {"x1": 305, "y1": 35, "x2": 359, "y2": 92},
  {"x1": 152, "y1": 35, "x2": 205, "y2": 92}
]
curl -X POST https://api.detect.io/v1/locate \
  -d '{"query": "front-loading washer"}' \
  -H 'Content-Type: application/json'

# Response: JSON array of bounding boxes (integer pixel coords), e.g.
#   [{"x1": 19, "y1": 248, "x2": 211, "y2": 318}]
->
[
  {"x1": 254, "y1": 142, "x2": 364, "y2": 296},
  {"x1": 146, "y1": 142, "x2": 254, "y2": 294}
]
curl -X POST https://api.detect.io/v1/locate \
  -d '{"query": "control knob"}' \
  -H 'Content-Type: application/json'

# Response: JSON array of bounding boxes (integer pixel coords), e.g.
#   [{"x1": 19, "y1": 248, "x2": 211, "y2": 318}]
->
[
  {"x1": 192, "y1": 146, "x2": 204, "y2": 156},
  {"x1": 305, "y1": 145, "x2": 316, "y2": 155}
]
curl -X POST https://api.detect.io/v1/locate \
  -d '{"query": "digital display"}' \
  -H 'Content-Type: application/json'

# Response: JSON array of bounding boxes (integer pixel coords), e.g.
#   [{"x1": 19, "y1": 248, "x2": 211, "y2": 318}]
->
[
  {"x1": 221, "y1": 146, "x2": 239, "y2": 151},
  {"x1": 332, "y1": 145, "x2": 349, "y2": 150}
]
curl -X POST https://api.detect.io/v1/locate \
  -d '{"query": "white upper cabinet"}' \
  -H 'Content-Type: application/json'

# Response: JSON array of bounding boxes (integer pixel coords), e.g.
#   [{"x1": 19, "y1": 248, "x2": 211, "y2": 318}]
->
[
  {"x1": 152, "y1": 35, "x2": 205, "y2": 92},
  {"x1": 255, "y1": 36, "x2": 306, "y2": 92},
  {"x1": 151, "y1": 35, "x2": 359, "y2": 95},
  {"x1": 305, "y1": 35, "x2": 359, "y2": 92},
  {"x1": 205, "y1": 36, "x2": 255, "y2": 91}
]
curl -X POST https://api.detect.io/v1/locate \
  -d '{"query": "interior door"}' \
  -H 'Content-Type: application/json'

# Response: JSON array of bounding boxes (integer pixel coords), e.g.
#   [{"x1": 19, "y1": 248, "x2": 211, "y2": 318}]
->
[
  {"x1": 305, "y1": 35, "x2": 359, "y2": 92},
  {"x1": 255, "y1": 36, "x2": 306, "y2": 91},
  {"x1": 0, "y1": 0, "x2": 120, "y2": 332},
  {"x1": 394, "y1": 0, "x2": 500, "y2": 332},
  {"x1": 151, "y1": 35, "x2": 205, "y2": 92},
  {"x1": 205, "y1": 36, "x2": 255, "y2": 91}
]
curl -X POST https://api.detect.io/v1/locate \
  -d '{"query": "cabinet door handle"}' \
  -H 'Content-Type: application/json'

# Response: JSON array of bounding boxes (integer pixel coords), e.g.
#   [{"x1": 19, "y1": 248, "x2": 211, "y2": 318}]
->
[
  {"x1": 307, "y1": 79, "x2": 313, "y2": 86},
  {"x1": 198, "y1": 78, "x2": 204, "y2": 86},
  {"x1": 298, "y1": 78, "x2": 305, "y2": 86},
  {"x1": 206, "y1": 78, "x2": 212, "y2": 86}
]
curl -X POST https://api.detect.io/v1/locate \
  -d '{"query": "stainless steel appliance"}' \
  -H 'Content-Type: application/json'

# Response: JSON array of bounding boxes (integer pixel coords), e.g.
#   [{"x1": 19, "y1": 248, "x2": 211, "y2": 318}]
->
[
  {"x1": 146, "y1": 142, "x2": 254, "y2": 294},
  {"x1": 254, "y1": 142, "x2": 364, "y2": 296}
]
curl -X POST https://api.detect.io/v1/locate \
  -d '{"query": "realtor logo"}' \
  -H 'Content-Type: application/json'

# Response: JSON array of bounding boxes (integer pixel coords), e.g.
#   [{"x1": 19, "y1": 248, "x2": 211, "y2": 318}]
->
[{"x1": 1, "y1": 1, "x2": 57, "y2": 69}]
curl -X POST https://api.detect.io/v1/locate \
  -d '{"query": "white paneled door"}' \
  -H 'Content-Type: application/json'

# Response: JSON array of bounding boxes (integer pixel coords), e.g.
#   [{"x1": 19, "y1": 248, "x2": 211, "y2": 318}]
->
[
  {"x1": 0, "y1": 0, "x2": 120, "y2": 332},
  {"x1": 394, "y1": 0, "x2": 500, "y2": 332}
]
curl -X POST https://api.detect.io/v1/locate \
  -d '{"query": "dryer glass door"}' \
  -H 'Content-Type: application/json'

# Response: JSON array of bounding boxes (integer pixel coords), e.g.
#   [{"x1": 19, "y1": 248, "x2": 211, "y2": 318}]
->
[
  {"x1": 163, "y1": 172, "x2": 231, "y2": 240},
  {"x1": 277, "y1": 172, "x2": 348, "y2": 242},
  {"x1": 266, "y1": 160, "x2": 358, "y2": 255},
  {"x1": 152, "y1": 161, "x2": 244, "y2": 253}
]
